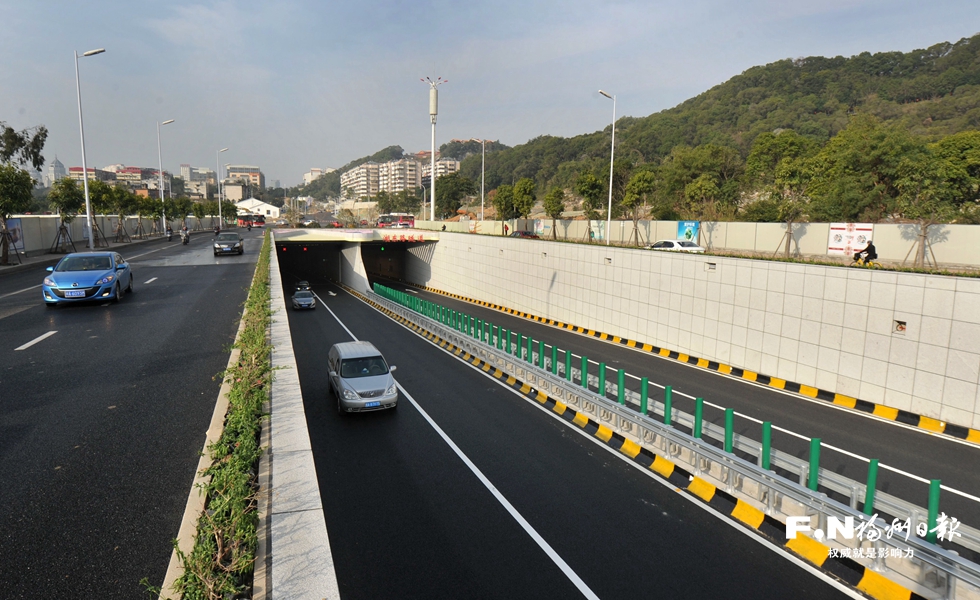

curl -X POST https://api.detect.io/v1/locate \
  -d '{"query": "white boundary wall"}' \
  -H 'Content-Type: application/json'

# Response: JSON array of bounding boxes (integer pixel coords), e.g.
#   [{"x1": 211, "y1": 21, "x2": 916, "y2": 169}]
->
[{"x1": 405, "y1": 233, "x2": 980, "y2": 429}]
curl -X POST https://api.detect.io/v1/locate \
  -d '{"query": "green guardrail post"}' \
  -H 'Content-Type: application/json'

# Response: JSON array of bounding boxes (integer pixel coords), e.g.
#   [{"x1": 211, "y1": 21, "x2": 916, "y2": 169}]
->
[
  {"x1": 808, "y1": 438, "x2": 821, "y2": 491},
  {"x1": 617, "y1": 370, "x2": 625, "y2": 405},
  {"x1": 863, "y1": 459, "x2": 879, "y2": 516},
  {"x1": 551, "y1": 346, "x2": 558, "y2": 375},
  {"x1": 693, "y1": 398, "x2": 704, "y2": 438},
  {"x1": 640, "y1": 378, "x2": 649, "y2": 415},
  {"x1": 664, "y1": 385, "x2": 673, "y2": 426},
  {"x1": 538, "y1": 340, "x2": 545, "y2": 368},
  {"x1": 527, "y1": 336, "x2": 534, "y2": 364},
  {"x1": 485, "y1": 322, "x2": 490, "y2": 344},
  {"x1": 581, "y1": 356, "x2": 589, "y2": 389},
  {"x1": 565, "y1": 350, "x2": 572, "y2": 381},
  {"x1": 518, "y1": 334, "x2": 525, "y2": 359},
  {"x1": 598, "y1": 363, "x2": 606, "y2": 398},
  {"x1": 760, "y1": 421, "x2": 771, "y2": 468},
  {"x1": 503, "y1": 329, "x2": 509, "y2": 353},
  {"x1": 724, "y1": 408, "x2": 734, "y2": 452},
  {"x1": 927, "y1": 480, "x2": 941, "y2": 544}
]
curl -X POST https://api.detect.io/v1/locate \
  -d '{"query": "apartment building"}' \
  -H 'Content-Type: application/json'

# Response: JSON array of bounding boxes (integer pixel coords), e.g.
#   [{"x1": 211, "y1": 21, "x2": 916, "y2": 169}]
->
[
  {"x1": 421, "y1": 158, "x2": 461, "y2": 183},
  {"x1": 340, "y1": 161, "x2": 380, "y2": 198},
  {"x1": 226, "y1": 165, "x2": 265, "y2": 189},
  {"x1": 68, "y1": 167, "x2": 116, "y2": 183},
  {"x1": 378, "y1": 158, "x2": 421, "y2": 194},
  {"x1": 303, "y1": 167, "x2": 335, "y2": 186}
]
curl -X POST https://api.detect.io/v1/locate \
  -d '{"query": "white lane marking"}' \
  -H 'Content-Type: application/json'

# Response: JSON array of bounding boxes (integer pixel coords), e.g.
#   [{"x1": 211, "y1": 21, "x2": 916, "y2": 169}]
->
[
  {"x1": 373, "y1": 295, "x2": 863, "y2": 600},
  {"x1": 473, "y1": 308, "x2": 980, "y2": 506},
  {"x1": 127, "y1": 246, "x2": 170, "y2": 260},
  {"x1": 144, "y1": 277, "x2": 158, "y2": 284},
  {"x1": 321, "y1": 300, "x2": 600, "y2": 599},
  {"x1": 327, "y1": 291, "x2": 336, "y2": 296},
  {"x1": 15, "y1": 330, "x2": 57, "y2": 351},
  {"x1": 0, "y1": 284, "x2": 41, "y2": 299},
  {"x1": 405, "y1": 288, "x2": 418, "y2": 294}
]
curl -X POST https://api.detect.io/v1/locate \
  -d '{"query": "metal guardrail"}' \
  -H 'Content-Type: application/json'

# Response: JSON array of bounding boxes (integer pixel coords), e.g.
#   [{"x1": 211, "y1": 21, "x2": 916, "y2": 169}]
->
[{"x1": 365, "y1": 287, "x2": 980, "y2": 599}]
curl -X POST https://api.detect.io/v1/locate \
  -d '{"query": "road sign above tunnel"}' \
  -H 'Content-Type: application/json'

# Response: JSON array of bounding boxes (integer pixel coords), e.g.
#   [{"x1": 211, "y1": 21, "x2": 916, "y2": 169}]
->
[{"x1": 271, "y1": 228, "x2": 439, "y2": 243}]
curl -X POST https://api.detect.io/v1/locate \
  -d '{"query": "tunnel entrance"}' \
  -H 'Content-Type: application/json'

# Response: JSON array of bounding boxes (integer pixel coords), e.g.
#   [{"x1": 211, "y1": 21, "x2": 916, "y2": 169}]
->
[{"x1": 276, "y1": 242, "x2": 343, "y2": 284}]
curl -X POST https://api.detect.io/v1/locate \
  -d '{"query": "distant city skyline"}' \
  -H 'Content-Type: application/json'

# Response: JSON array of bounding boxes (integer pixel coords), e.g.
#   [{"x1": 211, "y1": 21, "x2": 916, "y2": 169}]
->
[{"x1": 1, "y1": 1, "x2": 976, "y2": 187}]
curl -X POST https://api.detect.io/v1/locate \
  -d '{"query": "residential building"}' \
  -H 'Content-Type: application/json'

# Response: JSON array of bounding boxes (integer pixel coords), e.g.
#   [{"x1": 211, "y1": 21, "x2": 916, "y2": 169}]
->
[
  {"x1": 226, "y1": 165, "x2": 265, "y2": 189},
  {"x1": 68, "y1": 167, "x2": 116, "y2": 183},
  {"x1": 223, "y1": 183, "x2": 245, "y2": 202},
  {"x1": 340, "y1": 161, "x2": 380, "y2": 199},
  {"x1": 378, "y1": 158, "x2": 421, "y2": 194},
  {"x1": 421, "y1": 158, "x2": 461, "y2": 186}
]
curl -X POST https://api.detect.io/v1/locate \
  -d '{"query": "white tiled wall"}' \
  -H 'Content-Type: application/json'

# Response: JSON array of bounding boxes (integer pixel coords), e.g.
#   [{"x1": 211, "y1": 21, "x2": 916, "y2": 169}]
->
[{"x1": 404, "y1": 234, "x2": 980, "y2": 429}]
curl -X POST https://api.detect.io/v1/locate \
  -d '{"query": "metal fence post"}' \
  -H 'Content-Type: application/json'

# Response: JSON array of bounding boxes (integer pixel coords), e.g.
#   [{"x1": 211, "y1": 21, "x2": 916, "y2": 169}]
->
[
  {"x1": 617, "y1": 369, "x2": 625, "y2": 405},
  {"x1": 808, "y1": 438, "x2": 821, "y2": 491},
  {"x1": 724, "y1": 408, "x2": 734, "y2": 452},
  {"x1": 551, "y1": 346, "x2": 558, "y2": 375},
  {"x1": 598, "y1": 363, "x2": 606, "y2": 398},
  {"x1": 581, "y1": 356, "x2": 589, "y2": 389},
  {"x1": 928, "y1": 479, "x2": 941, "y2": 544},
  {"x1": 694, "y1": 398, "x2": 704, "y2": 439},
  {"x1": 640, "y1": 378, "x2": 648, "y2": 414},
  {"x1": 538, "y1": 340, "x2": 545, "y2": 368},
  {"x1": 565, "y1": 350, "x2": 572, "y2": 381},
  {"x1": 664, "y1": 385, "x2": 673, "y2": 425},
  {"x1": 864, "y1": 459, "x2": 879, "y2": 516},
  {"x1": 761, "y1": 421, "x2": 771, "y2": 469}
]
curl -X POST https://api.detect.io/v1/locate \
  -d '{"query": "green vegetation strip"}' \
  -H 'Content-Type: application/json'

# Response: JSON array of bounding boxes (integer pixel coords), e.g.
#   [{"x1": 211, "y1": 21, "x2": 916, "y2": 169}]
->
[{"x1": 149, "y1": 231, "x2": 271, "y2": 599}]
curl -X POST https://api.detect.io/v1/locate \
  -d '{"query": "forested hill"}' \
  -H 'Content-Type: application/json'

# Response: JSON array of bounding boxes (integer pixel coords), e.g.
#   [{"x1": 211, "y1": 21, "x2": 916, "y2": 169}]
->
[{"x1": 460, "y1": 33, "x2": 980, "y2": 191}]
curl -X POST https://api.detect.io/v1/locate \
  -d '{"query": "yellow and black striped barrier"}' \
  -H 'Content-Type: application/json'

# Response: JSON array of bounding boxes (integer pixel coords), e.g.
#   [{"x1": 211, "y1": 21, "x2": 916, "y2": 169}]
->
[
  {"x1": 348, "y1": 284, "x2": 930, "y2": 600},
  {"x1": 406, "y1": 283, "x2": 980, "y2": 446}
]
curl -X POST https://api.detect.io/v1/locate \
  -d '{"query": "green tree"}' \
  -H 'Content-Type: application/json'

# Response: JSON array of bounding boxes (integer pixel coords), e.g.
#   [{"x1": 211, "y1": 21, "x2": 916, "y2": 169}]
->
[
  {"x1": 575, "y1": 172, "x2": 604, "y2": 241},
  {"x1": 895, "y1": 150, "x2": 960, "y2": 267},
  {"x1": 0, "y1": 122, "x2": 47, "y2": 171},
  {"x1": 807, "y1": 114, "x2": 920, "y2": 222},
  {"x1": 543, "y1": 186, "x2": 566, "y2": 240},
  {"x1": 48, "y1": 177, "x2": 85, "y2": 224},
  {"x1": 513, "y1": 177, "x2": 536, "y2": 219},
  {"x1": 109, "y1": 186, "x2": 138, "y2": 237},
  {"x1": 659, "y1": 144, "x2": 743, "y2": 218},
  {"x1": 434, "y1": 172, "x2": 476, "y2": 219},
  {"x1": 0, "y1": 163, "x2": 34, "y2": 264},
  {"x1": 87, "y1": 179, "x2": 114, "y2": 216},
  {"x1": 192, "y1": 202, "x2": 206, "y2": 229},
  {"x1": 622, "y1": 170, "x2": 656, "y2": 245},
  {"x1": 492, "y1": 184, "x2": 517, "y2": 234},
  {"x1": 375, "y1": 190, "x2": 396, "y2": 214},
  {"x1": 174, "y1": 197, "x2": 194, "y2": 227}
]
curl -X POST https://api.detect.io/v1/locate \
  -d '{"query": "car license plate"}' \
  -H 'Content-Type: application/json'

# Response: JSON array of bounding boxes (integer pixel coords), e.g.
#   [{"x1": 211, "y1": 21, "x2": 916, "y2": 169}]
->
[
  {"x1": 223, "y1": 247, "x2": 234, "y2": 252},
  {"x1": 65, "y1": 290, "x2": 85, "y2": 298},
  {"x1": 365, "y1": 401, "x2": 381, "y2": 408}
]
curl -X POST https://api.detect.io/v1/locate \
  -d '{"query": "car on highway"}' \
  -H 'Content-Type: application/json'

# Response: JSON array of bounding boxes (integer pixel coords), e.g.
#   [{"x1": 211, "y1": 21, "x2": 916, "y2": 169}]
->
[
  {"x1": 328, "y1": 341, "x2": 398, "y2": 414},
  {"x1": 42, "y1": 252, "x2": 133, "y2": 306},
  {"x1": 509, "y1": 231, "x2": 540, "y2": 239},
  {"x1": 213, "y1": 232, "x2": 244, "y2": 256},
  {"x1": 295, "y1": 280, "x2": 311, "y2": 291},
  {"x1": 291, "y1": 290, "x2": 316, "y2": 310},
  {"x1": 648, "y1": 239, "x2": 705, "y2": 253}
]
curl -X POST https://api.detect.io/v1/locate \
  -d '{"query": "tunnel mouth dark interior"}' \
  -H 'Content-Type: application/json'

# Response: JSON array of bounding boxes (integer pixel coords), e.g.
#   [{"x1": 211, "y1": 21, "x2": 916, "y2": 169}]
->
[{"x1": 276, "y1": 241, "x2": 410, "y2": 289}]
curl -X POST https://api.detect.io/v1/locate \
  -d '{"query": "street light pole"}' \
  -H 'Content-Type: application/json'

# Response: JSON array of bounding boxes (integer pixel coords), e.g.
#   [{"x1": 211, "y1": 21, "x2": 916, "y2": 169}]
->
[
  {"x1": 599, "y1": 90, "x2": 616, "y2": 246},
  {"x1": 157, "y1": 119, "x2": 174, "y2": 233},
  {"x1": 480, "y1": 139, "x2": 486, "y2": 221},
  {"x1": 74, "y1": 48, "x2": 105, "y2": 249},
  {"x1": 422, "y1": 77, "x2": 447, "y2": 222},
  {"x1": 216, "y1": 147, "x2": 228, "y2": 226}
]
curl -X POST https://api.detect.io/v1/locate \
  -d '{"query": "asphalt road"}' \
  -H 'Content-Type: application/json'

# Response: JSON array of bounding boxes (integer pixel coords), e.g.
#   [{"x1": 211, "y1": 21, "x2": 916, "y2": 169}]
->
[
  {"x1": 0, "y1": 229, "x2": 263, "y2": 598},
  {"x1": 371, "y1": 276, "x2": 980, "y2": 540},
  {"x1": 282, "y1": 268, "x2": 852, "y2": 599}
]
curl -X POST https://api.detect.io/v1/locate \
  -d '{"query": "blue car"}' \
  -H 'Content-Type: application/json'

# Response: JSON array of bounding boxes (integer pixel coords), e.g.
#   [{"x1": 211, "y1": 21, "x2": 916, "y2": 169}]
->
[{"x1": 42, "y1": 252, "x2": 134, "y2": 307}]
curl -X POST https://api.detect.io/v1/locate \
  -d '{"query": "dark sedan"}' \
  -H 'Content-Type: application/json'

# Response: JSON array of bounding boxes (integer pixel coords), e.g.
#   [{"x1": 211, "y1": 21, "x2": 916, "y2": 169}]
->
[{"x1": 292, "y1": 290, "x2": 316, "y2": 310}]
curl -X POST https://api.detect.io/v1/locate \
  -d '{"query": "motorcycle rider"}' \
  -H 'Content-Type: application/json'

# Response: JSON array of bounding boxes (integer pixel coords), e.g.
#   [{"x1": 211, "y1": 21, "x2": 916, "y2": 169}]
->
[
  {"x1": 166, "y1": 225, "x2": 173, "y2": 241},
  {"x1": 181, "y1": 225, "x2": 190, "y2": 244}
]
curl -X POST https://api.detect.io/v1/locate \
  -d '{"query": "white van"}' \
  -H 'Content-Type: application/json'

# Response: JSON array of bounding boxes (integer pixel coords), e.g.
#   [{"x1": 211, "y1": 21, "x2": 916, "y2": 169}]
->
[{"x1": 328, "y1": 341, "x2": 398, "y2": 414}]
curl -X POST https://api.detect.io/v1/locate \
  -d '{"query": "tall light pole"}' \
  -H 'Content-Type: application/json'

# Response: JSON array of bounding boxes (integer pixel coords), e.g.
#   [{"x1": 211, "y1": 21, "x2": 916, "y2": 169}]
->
[
  {"x1": 473, "y1": 138, "x2": 486, "y2": 220},
  {"x1": 599, "y1": 90, "x2": 616, "y2": 246},
  {"x1": 74, "y1": 47, "x2": 105, "y2": 249},
  {"x1": 216, "y1": 147, "x2": 228, "y2": 225},
  {"x1": 157, "y1": 119, "x2": 175, "y2": 233},
  {"x1": 422, "y1": 77, "x2": 447, "y2": 222}
]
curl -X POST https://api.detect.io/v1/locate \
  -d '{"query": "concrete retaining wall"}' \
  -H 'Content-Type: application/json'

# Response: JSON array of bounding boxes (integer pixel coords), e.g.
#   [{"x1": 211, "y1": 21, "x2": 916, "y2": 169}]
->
[{"x1": 405, "y1": 232, "x2": 980, "y2": 430}]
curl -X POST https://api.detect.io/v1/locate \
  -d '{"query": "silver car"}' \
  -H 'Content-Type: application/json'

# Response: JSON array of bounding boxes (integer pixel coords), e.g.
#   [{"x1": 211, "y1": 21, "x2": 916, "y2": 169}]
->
[{"x1": 328, "y1": 341, "x2": 398, "y2": 414}]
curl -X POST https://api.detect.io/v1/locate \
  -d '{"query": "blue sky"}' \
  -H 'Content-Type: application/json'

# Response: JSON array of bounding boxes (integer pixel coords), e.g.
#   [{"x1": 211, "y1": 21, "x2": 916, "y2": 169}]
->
[{"x1": 1, "y1": 0, "x2": 977, "y2": 186}]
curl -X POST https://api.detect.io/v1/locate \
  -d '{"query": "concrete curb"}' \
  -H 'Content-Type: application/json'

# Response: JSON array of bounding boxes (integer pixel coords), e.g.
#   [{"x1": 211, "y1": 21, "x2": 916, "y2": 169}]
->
[
  {"x1": 349, "y1": 285, "x2": 932, "y2": 600},
  {"x1": 408, "y1": 283, "x2": 980, "y2": 446},
  {"x1": 266, "y1": 233, "x2": 340, "y2": 599}
]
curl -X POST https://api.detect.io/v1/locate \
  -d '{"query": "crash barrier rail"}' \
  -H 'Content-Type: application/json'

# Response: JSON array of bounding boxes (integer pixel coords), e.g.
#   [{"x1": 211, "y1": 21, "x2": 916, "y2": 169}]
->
[{"x1": 371, "y1": 283, "x2": 980, "y2": 599}]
